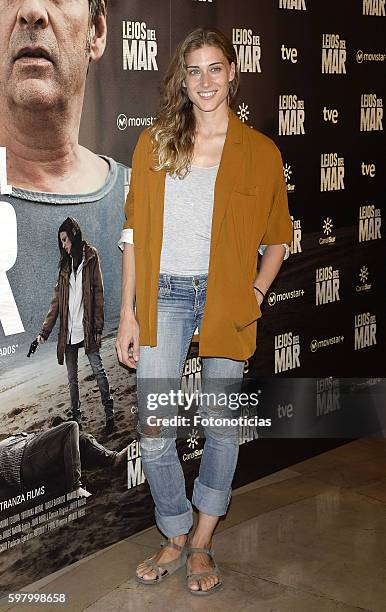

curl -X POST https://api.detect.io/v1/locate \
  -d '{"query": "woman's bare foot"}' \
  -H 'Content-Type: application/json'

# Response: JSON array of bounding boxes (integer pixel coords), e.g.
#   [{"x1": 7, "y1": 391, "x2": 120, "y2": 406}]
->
[
  {"x1": 187, "y1": 538, "x2": 220, "y2": 593},
  {"x1": 136, "y1": 534, "x2": 187, "y2": 581}
]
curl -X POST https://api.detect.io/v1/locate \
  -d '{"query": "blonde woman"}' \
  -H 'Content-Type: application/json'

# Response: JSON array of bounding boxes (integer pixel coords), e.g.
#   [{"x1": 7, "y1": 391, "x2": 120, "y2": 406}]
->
[{"x1": 116, "y1": 28, "x2": 292, "y2": 595}]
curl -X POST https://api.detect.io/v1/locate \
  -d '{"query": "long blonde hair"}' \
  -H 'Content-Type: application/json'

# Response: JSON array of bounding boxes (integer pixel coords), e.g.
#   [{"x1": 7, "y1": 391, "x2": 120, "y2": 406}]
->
[{"x1": 150, "y1": 28, "x2": 240, "y2": 178}]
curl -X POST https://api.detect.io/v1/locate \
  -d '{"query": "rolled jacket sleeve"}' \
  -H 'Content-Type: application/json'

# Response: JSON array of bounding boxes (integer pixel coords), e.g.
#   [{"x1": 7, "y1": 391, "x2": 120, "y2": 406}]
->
[
  {"x1": 118, "y1": 133, "x2": 145, "y2": 250},
  {"x1": 123, "y1": 166, "x2": 135, "y2": 233},
  {"x1": 258, "y1": 243, "x2": 290, "y2": 260},
  {"x1": 118, "y1": 228, "x2": 134, "y2": 251}
]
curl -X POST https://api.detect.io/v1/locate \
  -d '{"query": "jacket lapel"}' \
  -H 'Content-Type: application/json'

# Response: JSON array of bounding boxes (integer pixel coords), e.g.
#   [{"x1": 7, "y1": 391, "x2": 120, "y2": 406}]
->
[{"x1": 210, "y1": 110, "x2": 244, "y2": 258}]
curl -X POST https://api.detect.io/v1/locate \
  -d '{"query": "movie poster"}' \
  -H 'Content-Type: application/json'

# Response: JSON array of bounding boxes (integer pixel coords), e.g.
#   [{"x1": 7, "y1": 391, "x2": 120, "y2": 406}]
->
[{"x1": 0, "y1": 0, "x2": 152, "y2": 595}]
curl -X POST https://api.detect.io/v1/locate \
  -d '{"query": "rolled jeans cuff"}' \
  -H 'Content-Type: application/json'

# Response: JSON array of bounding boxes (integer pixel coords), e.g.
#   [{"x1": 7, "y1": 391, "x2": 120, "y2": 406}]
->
[
  {"x1": 154, "y1": 499, "x2": 193, "y2": 538},
  {"x1": 192, "y1": 477, "x2": 232, "y2": 517}
]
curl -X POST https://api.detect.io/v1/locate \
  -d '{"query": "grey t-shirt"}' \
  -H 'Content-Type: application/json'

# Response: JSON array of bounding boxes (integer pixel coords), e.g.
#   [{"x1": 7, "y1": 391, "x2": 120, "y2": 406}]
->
[
  {"x1": 0, "y1": 157, "x2": 128, "y2": 371},
  {"x1": 160, "y1": 164, "x2": 218, "y2": 275}
]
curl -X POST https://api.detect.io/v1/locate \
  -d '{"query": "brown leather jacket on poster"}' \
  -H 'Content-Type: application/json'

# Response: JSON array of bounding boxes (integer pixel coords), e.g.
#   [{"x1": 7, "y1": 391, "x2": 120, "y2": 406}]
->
[
  {"x1": 123, "y1": 110, "x2": 293, "y2": 361},
  {"x1": 40, "y1": 243, "x2": 104, "y2": 365}
]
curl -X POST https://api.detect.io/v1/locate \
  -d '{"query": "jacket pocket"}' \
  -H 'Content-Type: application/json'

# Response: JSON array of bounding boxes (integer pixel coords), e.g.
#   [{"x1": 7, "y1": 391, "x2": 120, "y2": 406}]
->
[
  {"x1": 234, "y1": 285, "x2": 261, "y2": 331},
  {"x1": 229, "y1": 190, "x2": 259, "y2": 227},
  {"x1": 234, "y1": 186, "x2": 257, "y2": 197}
]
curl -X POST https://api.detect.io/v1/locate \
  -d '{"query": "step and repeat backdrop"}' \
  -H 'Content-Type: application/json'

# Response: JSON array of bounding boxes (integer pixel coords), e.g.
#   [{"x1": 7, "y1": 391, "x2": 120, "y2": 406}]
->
[
  {"x1": 0, "y1": 0, "x2": 385, "y2": 594},
  {"x1": 86, "y1": 0, "x2": 385, "y2": 378}
]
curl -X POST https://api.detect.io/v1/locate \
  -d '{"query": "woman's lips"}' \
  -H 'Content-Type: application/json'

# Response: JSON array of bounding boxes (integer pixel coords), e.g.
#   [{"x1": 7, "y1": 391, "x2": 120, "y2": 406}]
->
[{"x1": 198, "y1": 91, "x2": 217, "y2": 99}]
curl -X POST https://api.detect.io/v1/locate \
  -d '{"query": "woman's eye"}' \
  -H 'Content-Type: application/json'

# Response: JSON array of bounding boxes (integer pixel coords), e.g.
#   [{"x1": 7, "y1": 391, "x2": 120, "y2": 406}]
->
[
  {"x1": 189, "y1": 69, "x2": 199, "y2": 76},
  {"x1": 211, "y1": 66, "x2": 221, "y2": 72}
]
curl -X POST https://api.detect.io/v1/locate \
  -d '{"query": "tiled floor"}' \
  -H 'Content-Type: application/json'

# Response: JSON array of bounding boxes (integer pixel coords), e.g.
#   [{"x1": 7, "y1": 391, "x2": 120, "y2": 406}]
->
[{"x1": 3, "y1": 435, "x2": 386, "y2": 612}]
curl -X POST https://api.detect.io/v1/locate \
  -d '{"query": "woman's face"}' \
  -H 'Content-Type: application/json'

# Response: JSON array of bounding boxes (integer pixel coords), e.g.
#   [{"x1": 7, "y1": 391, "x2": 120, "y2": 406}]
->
[
  {"x1": 183, "y1": 44, "x2": 235, "y2": 116},
  {"x1": 59, "y1": 231, "x2": 72, "y2": 254}
]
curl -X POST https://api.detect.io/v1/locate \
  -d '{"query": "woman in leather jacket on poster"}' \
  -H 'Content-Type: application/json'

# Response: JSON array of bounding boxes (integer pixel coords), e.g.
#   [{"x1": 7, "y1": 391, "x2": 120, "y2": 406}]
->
[{"x1": 38, "y1": 217, "x2": 114, "y2": 434}]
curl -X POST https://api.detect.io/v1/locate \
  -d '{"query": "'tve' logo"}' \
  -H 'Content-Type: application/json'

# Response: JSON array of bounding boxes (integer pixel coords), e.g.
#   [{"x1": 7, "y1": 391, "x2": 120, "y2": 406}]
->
[
  {"x1": 0, "y1": 147, "x2": 24, "y2": 336},
  {"x1": 281, "y1": 44, "x2": 298, "y2": 63},
  {"x1": 323, "y1": 106, "x2": 339, "y2": 123},
  {"x1": 361, "y1": 162, "x2": 376, "y2": 177}
]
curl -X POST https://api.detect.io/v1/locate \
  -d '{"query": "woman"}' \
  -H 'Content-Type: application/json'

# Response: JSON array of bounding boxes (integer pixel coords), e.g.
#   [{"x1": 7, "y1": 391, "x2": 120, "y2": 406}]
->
[
  {"x1": 38, "y1": 217, "x2": 114, "y2": 434},
  {"x1": 116, "y1": 28, "x2": 292, "y2": 595}
]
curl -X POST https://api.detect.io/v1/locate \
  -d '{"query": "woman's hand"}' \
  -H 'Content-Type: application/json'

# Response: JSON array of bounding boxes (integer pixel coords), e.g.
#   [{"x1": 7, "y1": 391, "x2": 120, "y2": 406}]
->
[
  {"x1": 115, "y1": 314, "x2": 140, "y2": 369},
  {"x1": 37, "y1": 334, "x2": 46, "y2": 345}
]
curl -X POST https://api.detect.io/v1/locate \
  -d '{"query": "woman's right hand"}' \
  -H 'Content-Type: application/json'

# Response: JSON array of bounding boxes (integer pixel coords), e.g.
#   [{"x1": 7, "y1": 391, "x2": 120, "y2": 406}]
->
[
  {"x1": 115, "y1": 314, "x2": 140, "y2": 369},
  {"x1": 37, "y1": 334, "x2": 45, "y2": 345}
]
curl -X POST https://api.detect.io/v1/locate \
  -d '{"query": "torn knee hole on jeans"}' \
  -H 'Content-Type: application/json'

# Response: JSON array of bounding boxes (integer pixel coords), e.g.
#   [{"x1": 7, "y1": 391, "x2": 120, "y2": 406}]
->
[
  {"x1": 140, "y1": 426, "x2": 168, "y2": 454},
  {"x1": 143, "y1": 424, "x2": 161, "y2": 438}
]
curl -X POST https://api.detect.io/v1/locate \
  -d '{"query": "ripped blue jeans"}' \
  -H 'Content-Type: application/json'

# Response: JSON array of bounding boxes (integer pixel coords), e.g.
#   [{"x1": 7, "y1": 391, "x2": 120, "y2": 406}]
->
[{"x1": 136, "y1": 273, "x2": 245, "y2": 537}]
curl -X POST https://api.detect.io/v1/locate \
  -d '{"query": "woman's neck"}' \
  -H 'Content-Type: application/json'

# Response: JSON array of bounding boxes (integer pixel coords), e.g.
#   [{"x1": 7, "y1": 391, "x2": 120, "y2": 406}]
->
[
  {"x1": 192, "y1": 106, "x2": 230, "y2": 167},
  {"x1": 194, "y1": 104, "x2": 229, "y2": 138}
]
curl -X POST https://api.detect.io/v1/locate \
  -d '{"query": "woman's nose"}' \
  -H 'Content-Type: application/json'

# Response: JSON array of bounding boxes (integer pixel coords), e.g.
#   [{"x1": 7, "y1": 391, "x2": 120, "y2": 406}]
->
[{"x1": 200, "y1": 71, "x2": 211, "y2": 88}]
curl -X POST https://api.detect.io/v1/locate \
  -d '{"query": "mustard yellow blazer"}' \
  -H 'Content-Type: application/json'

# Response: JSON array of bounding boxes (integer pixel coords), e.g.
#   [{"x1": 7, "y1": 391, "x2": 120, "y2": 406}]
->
[{"x1": 123, "y1": 110, "x2": 292, "y2": 360}]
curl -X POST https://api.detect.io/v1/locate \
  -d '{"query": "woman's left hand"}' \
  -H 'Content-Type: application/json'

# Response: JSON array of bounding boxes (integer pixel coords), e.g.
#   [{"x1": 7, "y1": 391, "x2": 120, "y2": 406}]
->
[{"x1": 95, "y1": 333, "x2": 102, "y2": 347}]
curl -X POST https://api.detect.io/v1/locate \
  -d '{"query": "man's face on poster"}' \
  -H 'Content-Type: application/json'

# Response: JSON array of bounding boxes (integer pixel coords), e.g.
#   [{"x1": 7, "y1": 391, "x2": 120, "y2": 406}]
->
[{"x1": 0, "y1": 0, "x2": 106, "y2": 111}]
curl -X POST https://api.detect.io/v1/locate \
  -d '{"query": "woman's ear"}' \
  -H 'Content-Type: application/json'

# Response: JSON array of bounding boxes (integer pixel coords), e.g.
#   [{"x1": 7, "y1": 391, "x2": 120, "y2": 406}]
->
[{"x1": 229, "y1": 61, "x2": 236, "y2": 82}]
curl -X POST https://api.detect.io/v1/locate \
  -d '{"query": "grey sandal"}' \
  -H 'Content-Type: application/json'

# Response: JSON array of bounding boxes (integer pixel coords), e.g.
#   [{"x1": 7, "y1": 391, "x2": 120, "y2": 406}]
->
[
  {"x1": 186, "y1": 546, "x2": 223, "y2": 596},
  {"x1": 136, "y1": 539, "x2": 187, "y2": 585}
]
